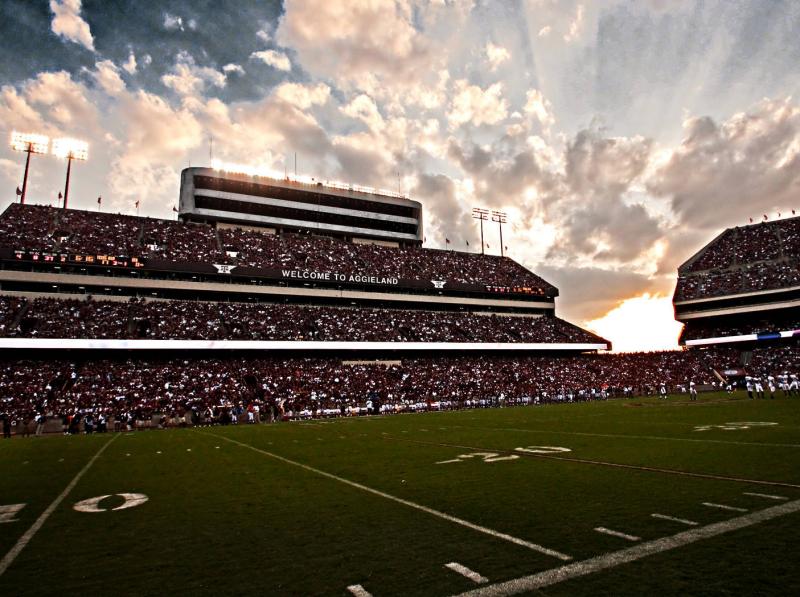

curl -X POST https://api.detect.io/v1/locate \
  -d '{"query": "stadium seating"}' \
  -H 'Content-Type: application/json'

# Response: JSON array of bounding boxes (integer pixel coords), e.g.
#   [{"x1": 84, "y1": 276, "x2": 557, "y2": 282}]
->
[
  {"x1": 0, "y1": 204, "x2": 555, "y2": 291},
  {"x1": 0, "y1": 296, "x2": 602, "y2": 343},
  {"x1": 675, "y1": 218, "x2": 800, "y2": 301}
]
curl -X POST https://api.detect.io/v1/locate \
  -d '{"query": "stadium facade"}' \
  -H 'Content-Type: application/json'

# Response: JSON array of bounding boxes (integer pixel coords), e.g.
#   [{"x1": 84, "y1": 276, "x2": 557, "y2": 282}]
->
[
  {"x1": 674, "y1": 216, "x2": 800, "y2": 368},
  {"x1": 0, "y1": 166, "x2": 608, "y2": 353}
]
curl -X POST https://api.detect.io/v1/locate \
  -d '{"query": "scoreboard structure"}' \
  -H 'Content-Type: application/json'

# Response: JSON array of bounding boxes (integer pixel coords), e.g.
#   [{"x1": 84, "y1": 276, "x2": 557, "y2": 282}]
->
[{"x1": 178, "y1": 166, "x2": 423, "y2": 245}]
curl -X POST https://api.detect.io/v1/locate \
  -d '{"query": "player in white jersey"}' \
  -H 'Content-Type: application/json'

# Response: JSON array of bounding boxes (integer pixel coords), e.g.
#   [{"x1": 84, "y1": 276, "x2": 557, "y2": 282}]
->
[
  {"x1": 659, "y1": 383, "x2": 667, "y2": 400},
  {"x1": 689, "y1": 381, "x2": 697, "y2": 401},
  {"x1": 745, "y1": 376, "x2": 754, "y2": 399},
  {"x1": 789, "y1": 374, "x2": 799, "y2": 396},
  {"x1": 767, "y1": 375, "x2": 776, "y2": 399},
  {"x1": 753, "y1": 376, "x2": 765, "y2": 399}
]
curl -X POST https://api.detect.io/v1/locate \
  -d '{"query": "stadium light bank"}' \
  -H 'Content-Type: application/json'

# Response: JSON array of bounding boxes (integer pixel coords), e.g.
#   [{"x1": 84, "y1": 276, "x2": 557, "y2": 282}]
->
[
  {"x1": 9, "y1": 131, "x2": 50, "y2": 205},
  {"x1": 52, "y1": 137, "x2": 88, "y2": 210}
]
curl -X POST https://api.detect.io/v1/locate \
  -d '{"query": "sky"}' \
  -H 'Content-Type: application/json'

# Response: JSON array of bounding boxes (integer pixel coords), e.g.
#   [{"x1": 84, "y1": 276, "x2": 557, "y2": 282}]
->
[{"x1": 2, "y1": 0, "x2": 800, "y2": 352}]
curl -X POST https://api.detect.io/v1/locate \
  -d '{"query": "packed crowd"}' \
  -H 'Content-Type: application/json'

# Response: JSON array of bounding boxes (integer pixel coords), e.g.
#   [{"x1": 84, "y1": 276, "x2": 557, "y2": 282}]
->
[
  {"x1": 0, "y1": 296, "x2": 602, "y2": 344},
  {"x1": 676, "y1": 217, "x2": 800, "y2": 300},
  {"x1": 0, "y1": 204, "x2": 554, "y2": 291},
  {"x1": 680, "y1": 315, "x2": 800, "y2": 342},
  {"x1": 3, "y1": 344, "x2": 797, "y2": 433}
]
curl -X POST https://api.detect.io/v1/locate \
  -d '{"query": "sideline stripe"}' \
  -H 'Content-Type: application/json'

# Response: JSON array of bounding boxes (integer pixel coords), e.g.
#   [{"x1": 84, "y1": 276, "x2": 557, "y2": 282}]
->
[
  {"x1": 381, "y1": 435, "x2": 800, "y2": 489},
  {"x1": 452, "y1": 425, "x2": 800, "y2": 449},
  {"x1": 0, "y1": 434, "x2": 118, "y2": 577},
  {"x1": 201, "y1": 431, "x2": 571, "y2": 561},
  {"x1": 594, "y1": 527, "x2": 640, "y2": 541},
  {"x1": 651, "y1": 513, "x2": 698, "y2": 526},
  {"x1": 452, "y1": 498, "x2": 800, "y2": 597},
  {"x1": 446, "y1": 562, "x2": 489, "y2": 584},
  {"x1": 743, "y1": 492, "x2": 788, "y2": 501},
  {"x1": 347, "y1": 584, "x2": 373, "y2": 597},
  {"x1": 702, "y1": 502, "x2": 748, "y2": 512}
]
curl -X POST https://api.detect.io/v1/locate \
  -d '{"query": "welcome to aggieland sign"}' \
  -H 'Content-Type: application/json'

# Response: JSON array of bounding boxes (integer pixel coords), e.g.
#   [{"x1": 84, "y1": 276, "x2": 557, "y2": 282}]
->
[{"x1": 279, "y1": 269, "x2": 400, "y2": 286}]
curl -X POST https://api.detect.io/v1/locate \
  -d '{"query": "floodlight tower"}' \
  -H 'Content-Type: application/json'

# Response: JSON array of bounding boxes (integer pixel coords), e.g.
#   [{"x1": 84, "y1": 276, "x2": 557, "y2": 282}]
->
[
  {"x1": 491, "y1": 210, "x2": 508, "y2": 257},
  {"x1": 52, "y1": 138, "x2": 88, "y2": 209},
  {"x1": 10, "y1": 132, "x2": 49, "y2": 204},
  {"x1": 472, "y1": 207, "x2": 489, "y2": 255}
]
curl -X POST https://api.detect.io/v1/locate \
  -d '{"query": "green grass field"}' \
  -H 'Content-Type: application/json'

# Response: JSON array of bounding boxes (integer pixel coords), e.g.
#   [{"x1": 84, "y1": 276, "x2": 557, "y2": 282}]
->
[{"x1": 1, "y1": 392, "x2": 799, "y2": 596}]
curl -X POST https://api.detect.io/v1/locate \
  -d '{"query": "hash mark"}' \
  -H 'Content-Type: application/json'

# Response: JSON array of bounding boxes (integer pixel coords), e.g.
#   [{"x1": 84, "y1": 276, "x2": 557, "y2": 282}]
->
[{"x1": 594, "y1": 527, "x2": 640, "y2": 541}]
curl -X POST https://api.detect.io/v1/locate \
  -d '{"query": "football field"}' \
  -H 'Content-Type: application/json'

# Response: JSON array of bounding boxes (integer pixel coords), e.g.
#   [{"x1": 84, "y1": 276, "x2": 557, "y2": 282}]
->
[{"x1": 1, "y1": 393, "x2": 799, "y2": 596}]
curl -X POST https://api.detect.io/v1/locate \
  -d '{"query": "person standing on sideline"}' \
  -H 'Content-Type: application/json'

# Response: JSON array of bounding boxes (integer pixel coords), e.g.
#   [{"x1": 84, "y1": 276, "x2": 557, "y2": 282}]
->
[
  {"x1": 689, "y1": 381, "x2": 698, "y2": 401},
  {"x1": 2, "y1": 413, "x2": 11, "y2": 439}
]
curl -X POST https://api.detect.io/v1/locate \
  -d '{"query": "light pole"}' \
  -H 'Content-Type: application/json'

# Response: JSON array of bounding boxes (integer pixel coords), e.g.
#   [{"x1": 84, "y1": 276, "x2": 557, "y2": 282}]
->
[
  {"x1": 10, "y1": 132, "x2": 49, "y2": 204},
  {"x1": 52, "y1": 138, "x2": 88, "y2": 210},
  {"x1": 472, "y1": 207, "x2": 489, "y2": 255},
  {"x1": 491, "y1": 210, "x2": 507, "y2": 257}
]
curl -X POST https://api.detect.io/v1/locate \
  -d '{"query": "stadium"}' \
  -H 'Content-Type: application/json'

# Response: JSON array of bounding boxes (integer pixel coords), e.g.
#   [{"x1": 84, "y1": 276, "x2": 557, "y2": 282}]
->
[{"x1": 0, "y1": 161, "x2": 798, "y2": 596}]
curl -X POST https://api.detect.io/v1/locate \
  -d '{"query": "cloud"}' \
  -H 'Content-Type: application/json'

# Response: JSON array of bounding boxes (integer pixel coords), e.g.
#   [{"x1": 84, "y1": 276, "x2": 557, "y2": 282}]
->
[
  {"x1": 90, "y1": 60, "x2": 125, "y2": 96},
  {"x1": 222, "y1": 63, "x2": 245, "y2": 75},
  {"x1": 485, "y1": 42, "x2": 510, "y2": 71},
  {"x1": 250, "y1": 50, "x2": 292, "y2": 72},
  {"x1": 163, "y1": 13, "x2": 184, "y2": 31},
  {"x1": 161, "y1": 52, "x2": 226, "y2": 97},
  {"x1": 273, "y1": 82, "x2": 330, "y2": 110},
  {"x1": 276, "y1": 0, "x2": 432, "y2": 85},
  {"x1": 24, "y1": 70, "x2": 99, "y2": 129},
  {"x1": 341, "y1": 94, "x2": 385, "y2": 133},
  {"x1": 49, "y1": 0, "x2": 94, "y2": 51},
  {"x1": 647, "y1": 97, "x2": 800, "y2": 230},
  {"x1": 563, "y1": 3, "x2": 585, "y2": 42},
  {"x1": 447, "y1": 80, "x2": 508, "y2": 128},
  {"x1": 524, "y1": 89, "x2": 555, "y2": 129},
  {"x1": 122, "y1": 52, "x2": 137, "y2": 75},
  {"x1": 415, "y1": 173, "x2": 475, "y2": 247}
]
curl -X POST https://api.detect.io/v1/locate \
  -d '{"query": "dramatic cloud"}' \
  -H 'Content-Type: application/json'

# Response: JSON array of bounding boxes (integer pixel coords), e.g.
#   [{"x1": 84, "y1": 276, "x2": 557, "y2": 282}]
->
[
  {"x1": 485, "y1": 42, "x2": 510, "y2": 71},
  {"x1": 276, "y1": 0, "x2": 432, "y2": 85},
  {"x1": 90, "y1": 60, "x2": 125, "y2": 96},
  {"x1": 250, "y1": 50, "x2": 292, "y2": 72},
  {"x1": 447, "y1": 80, "x2": 508, "y2": 128},
  {"x1": 222, "y1": 64, "x2": 245, "y2": 76},
  {"x1": 273, "y1": 82, "x2": 330, "y2": 110},
  {"x1": 49, "y1": 0, "x2": 94, "y2": 51},
  {"x1": 648, "y1": 98, "x2": 800, "y2": 230},
  {"x1": 162, "y1": 52, "x2": 226, "y2": 97}
]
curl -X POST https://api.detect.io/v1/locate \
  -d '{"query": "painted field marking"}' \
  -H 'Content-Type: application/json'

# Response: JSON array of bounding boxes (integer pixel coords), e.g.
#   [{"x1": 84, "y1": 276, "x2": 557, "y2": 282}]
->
[
  {"x1": 451, "y1": 424, "x2": 800, "y2": 449},
  {"x1": 436, "y1": 452, "x2": 520, "y2": 465},
  {"x1": 515, "y1": 446, "x2": 571, "y2": 455},
  {"x1": 201, "y1": 431, "x2": 571, "y2": 561},
  {"x1": 594, "y1": 527, "x2": 640, "y2": 542},
  {"x1": 743, "y1": 492, "x2": 788, "y2": 501},
  {"x1": 0, "y1": 434, "x2": 118, "y2": 577},
  {"x1": 73, "y1": 493, "x2": 148, "y2": 513},
  {"x1": 694, "y1": 421, "x2": 778, "y2": 432},
  {"x1": 452, "y1": 498, "x2": 800, "y2": 597},
  {"x1": 347, "y1": 583, "x2": 373, "y2": 597},
  {"x1": 0, "y1": 505, "x2": 25, "y2": 524},
  {"x1": 651, "y1": 513, "x2": 698, "y2": 526},
  {"x1": 446, "y1": 562, "x2": 488, "y2": 584},
  {"x1": 381, "y1": 435, "x2": 800, "y2": 489},
  {"x1": 702, "y1": 502, "x2": 748, "y2": 512}
]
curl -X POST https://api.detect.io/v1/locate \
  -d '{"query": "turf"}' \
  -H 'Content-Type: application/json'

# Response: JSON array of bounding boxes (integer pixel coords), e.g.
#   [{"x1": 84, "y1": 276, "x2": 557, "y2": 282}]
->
[{"x1": 1, "y1": 391, "x2": 799, "y2": 596}]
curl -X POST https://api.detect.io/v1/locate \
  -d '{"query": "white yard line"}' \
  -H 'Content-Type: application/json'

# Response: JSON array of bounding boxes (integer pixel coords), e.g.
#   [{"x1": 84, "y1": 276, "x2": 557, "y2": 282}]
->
[
  {"x1": 446, "y1": 562, "x2": 489, "y2": 584},
  {"x1": 743, "y1": 492, "x2": 788, "y2": 501},
  {"x1": 453, "y1": 425, "x2": 800, "y2": 449},
  {"x1": 202, "y1": 431, "x2": 571, "y2": 561},
  {"x1": 702, "y1": 502, "x2": 748, "y2": 512},
  {"x1": 452, "y1": 498, "x2": 800, "y2": 597},
  {"x1": 347, "y1": 584, "x2": 373, "y2": 597},
  {"x1": 594, "y1": 527, "x2": 640, "y2": 541},
  {"x1": 0, "y1": 434, "x2": 118, "y2": 577},
  {"x1": 651, "y1": 513, "x2": 698, "y2": 526}
]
